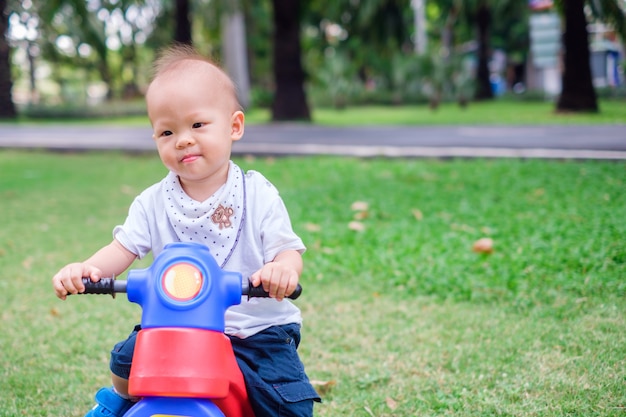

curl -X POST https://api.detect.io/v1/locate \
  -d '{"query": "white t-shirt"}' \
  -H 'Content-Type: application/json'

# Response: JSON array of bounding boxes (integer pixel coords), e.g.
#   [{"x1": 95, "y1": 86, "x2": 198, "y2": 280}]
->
[{"x1": 113, "y1": 161, "x2": 305, "y2": 338}]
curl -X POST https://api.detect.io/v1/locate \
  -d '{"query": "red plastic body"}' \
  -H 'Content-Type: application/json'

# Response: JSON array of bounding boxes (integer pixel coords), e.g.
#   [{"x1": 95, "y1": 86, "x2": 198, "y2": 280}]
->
[{"x1": 129, "y1": 327, "x2": 255, "y2": 417}]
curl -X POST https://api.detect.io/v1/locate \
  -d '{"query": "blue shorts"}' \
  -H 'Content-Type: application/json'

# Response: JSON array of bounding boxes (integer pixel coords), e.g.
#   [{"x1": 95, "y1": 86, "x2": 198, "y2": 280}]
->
[{"x1": 110, "y1": 323, "x2": 320, "y2": 417}]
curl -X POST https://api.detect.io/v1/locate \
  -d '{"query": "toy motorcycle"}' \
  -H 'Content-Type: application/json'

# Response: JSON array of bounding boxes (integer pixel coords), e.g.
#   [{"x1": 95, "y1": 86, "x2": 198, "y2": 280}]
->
[{"x1": 78, "y1": 241, "x2": 302, "y2": 417}]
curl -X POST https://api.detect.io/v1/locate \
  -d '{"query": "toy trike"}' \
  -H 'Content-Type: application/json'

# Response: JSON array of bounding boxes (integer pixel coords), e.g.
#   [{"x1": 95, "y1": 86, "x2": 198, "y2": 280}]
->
[{"x1": 76, "y1": 241, "x2": 302, "y2": 417}]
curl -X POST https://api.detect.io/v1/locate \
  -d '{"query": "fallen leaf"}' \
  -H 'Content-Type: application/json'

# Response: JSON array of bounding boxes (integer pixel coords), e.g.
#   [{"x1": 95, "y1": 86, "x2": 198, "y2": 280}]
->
[
  {"x1": 386, "y1": 397, "x2": 398, "y2": 410},
  {"x1": 304, "y1": 222, "x2": 321, "y2": 232},
  {"x1": 472, "y1": 237, "x2": 494, "y2": 254},
  {"x1": 348, "y1": 221, "x2": 366, "y2": 232},
  {"x1": 310, "y1": 379, "x2": 336, "y2": 396},
  {"x1": 351, "y1": 201, "x2": 369, "y2": 211},
  {"x1": 452, "y1": 223, "x2": 475, "y2": 233},
  {"x1": 412, "y1": 209, "x2": 423, "y2": 221},
  {"x1": 22, "y1": 257, "x2": 34, "y2": 270},
  {"x1": 120, "y1": 185, "x2": 134, "y2": 195},
  {"x1": 50, "y1": 308, "x2": 60, "y2": 317}
]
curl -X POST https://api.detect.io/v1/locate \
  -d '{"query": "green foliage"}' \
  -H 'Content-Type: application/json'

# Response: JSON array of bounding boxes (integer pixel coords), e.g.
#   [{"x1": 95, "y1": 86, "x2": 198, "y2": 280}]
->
[
  {"x1": 243, "y1": 0, "x2": 274, "y2": 91},
  {"x1": 308, "y1": 50, "x2": 363, "y2": 108},
  {"x1": 0, "y1": 151, "x2": 624, "y2": 416},
  {"x1": 7, "y1": 0, "x2": 626, "y2": 113}
]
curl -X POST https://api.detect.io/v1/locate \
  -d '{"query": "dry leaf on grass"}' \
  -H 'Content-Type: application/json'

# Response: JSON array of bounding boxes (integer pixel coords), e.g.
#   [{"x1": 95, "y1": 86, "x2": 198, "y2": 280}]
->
[
  {"x1": 310, "y1": 379, "x2": 336, "y2": 396},
  {"x1": 351, "y1": 201, "x2": 369, "y2": 211},
  {"x1": 304, "y1": 222, "x2": 321, "y2": 232},
  {"x1": 472, "y1": 237, "x2": 494, "y2": 254},
  {"x1": 348, "y1": 221, "x2": 366, "y2": 232},
  {"x1": 386, "y1": 396, "x2": 398, "y2": 410},
  {"x1": 22, "y1": 257, "x2": 33, "y2": 270},
  {"x1": 120, "y1": 185, "x2": 134, "y2": 195}
]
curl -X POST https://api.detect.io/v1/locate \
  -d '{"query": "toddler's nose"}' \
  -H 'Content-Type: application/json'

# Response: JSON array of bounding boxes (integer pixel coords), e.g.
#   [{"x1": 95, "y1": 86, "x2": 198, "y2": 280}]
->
[{"x1": 176, "y1": 132, "x2": 195, "y2": 148}]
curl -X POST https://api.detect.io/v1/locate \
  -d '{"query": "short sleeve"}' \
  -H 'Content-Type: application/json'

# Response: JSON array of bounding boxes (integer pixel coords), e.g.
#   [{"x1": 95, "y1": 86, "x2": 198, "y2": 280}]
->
[
  {"x1": 247, "y1": 174, "x2": 305, "y2": 263},
  {"x1": 113, "y1": 197, "x2": 152, "y2": 259}
]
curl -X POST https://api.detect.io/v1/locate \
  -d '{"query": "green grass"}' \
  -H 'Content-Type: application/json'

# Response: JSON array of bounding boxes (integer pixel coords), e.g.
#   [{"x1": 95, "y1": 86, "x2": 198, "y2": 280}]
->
[
  {"x1": 308, "y1": 99, "x2": 626, "y2": 126},
  {"x1": 0, "y1": 151, "x2": 624, "y2": 416},
  {"x1": 4, "y1": 98, "x2": 626, "y2": 126}
]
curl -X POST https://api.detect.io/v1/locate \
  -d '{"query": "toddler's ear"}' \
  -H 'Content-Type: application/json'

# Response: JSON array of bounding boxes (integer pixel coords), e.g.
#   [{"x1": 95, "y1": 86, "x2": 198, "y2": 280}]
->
[{"x1": 230, "y1": 111, "x2": 245, "y2": 141}]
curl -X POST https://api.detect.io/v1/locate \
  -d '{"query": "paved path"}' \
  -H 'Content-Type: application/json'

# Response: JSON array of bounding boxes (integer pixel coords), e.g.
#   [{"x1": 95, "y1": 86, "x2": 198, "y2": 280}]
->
[{"x1": 0, "y1": 124, "x2": 625, "y2": 159}]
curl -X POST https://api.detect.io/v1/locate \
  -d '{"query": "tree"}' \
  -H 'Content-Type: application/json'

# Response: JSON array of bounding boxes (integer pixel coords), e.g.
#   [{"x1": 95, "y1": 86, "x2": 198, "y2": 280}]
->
[
  {"x1": 271, "y1": 0, "x2": 310, "y2": 121},
  {"x1": 38, "y1": 0, "x2": 112, "y2": 98},
  {"x1": 175, "y1": 0, "x2": 192, "y2": 45},
  {"x1": 306, "y1": 0, "x2": 527, "y2": 104},
  {"x1": 308, "y1": 0, "x2": 413, "y2": 93},
  {"x1": 556, "y1": 0, "x2": 625, "y2": 112},
  {"x1": 556, "y1": 0, "x2": 598, "y2": 111},
  {"x1": 473, "y1": 0, "x2": 493, "y2": 100},
  {"x1": 0, "y1": 0, "x2": 16, "y2": 118},
  {"x1": 222, "y1": 0, "x2": 250, "y2": 108},
  {"x1": 452, "y1": 0, "x2": 530, "y2": 100}
]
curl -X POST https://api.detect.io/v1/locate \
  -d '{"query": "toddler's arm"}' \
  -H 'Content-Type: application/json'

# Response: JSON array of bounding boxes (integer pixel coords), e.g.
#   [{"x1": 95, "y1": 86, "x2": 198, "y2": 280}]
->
[
  {"x1": 250, "y1": 249, "x2": 302, "y2": 301},
  {"x1": 52, "y1": 239, "x2": 137, "y2": 300}
]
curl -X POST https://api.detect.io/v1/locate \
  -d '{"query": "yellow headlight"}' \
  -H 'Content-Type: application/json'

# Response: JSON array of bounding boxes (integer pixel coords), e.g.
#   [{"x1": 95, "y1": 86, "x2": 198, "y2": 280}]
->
[{"x1": 162, "y1": 263, "x2": 203, "y2": 301}]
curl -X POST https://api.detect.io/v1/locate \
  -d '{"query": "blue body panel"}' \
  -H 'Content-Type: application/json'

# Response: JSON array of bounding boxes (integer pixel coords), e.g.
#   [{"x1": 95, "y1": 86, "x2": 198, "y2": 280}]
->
[
  {"x1": 124, "y1": 396, "x2": 225, "y2": 417},
  {"x1": 126, "y1": 242, "x2": 242, "y2": 332}
]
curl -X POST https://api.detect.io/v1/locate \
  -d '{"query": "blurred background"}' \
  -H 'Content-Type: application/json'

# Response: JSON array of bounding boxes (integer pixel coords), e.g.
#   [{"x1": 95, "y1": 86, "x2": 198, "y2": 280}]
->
[{"x1": 0, "y1": 0, "x2": 624, "y2": 121}]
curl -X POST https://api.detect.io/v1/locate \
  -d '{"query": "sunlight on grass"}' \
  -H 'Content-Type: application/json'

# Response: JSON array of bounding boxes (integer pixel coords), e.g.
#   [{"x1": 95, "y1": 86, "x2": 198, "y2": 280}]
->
[
  {"x1": 308, "y1": 100, "x2": 626, "y2": 126},
  {"x1": 244, "y1": 99, "x2": 626, "y2": 126}
]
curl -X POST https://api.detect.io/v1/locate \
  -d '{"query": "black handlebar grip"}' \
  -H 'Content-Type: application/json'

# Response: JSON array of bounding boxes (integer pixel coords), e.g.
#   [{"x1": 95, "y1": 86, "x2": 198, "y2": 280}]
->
[
  {"x1": 244, "y1": 281, "x2": 302, "y2": 300},
  {"x1": 288, "y1": 284, "x2": 303, "y2": 300},
  {"x1": 80, "y1": 277, "x2": 126, "y2": 298}
]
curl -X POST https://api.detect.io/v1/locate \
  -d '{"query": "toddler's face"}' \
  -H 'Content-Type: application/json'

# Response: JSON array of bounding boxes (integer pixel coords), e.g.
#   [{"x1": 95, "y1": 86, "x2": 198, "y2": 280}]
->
[{"x1": 146, "y1": 63, "x2": 243, "y2": 195}]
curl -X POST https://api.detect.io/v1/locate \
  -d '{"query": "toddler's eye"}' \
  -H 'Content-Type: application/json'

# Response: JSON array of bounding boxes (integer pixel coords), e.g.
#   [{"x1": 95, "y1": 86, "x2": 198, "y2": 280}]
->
[
  {"x1": 192, "y1": 122, "x2": 204, "y2": 129},
  {"x1": 160, "y1": 130, "x2": 173, "y2": 137}
]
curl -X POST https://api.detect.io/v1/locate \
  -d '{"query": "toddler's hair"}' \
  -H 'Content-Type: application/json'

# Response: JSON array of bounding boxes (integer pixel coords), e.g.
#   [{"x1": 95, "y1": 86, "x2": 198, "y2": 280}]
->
[
  {"x1": 152, "y1": 43, "x2": 215, "y2": 78},
  {"x1": 150, "y1": 43, "x2": 241, "y2": 110}
]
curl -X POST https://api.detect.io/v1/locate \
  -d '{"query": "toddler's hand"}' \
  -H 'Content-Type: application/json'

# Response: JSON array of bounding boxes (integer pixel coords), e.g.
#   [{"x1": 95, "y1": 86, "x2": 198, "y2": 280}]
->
[
  {"x1": 250, "y1": 262, "x2": 299, "y2": 301},
  {"x1": 52, "y1": 263, "x2": 103, "y2": 300}
]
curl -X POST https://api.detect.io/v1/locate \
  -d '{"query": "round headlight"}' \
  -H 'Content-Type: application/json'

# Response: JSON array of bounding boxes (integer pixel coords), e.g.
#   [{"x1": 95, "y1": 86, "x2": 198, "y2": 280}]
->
[{"x1": 161, "y1": 263, "x2": 203, "y2": 301}]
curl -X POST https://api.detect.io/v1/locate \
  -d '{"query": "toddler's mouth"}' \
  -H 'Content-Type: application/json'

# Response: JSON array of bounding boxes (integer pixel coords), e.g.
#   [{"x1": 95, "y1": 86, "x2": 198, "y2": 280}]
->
[{"x1": 181, "y1": 154, "x2": 200, "y2": 163}]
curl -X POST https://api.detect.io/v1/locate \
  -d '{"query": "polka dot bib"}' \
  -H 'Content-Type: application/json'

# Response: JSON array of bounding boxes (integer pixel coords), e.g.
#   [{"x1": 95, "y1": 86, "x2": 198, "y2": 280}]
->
[{"x1": 163, "y1": 162, "x2": 246, "y2": 267}]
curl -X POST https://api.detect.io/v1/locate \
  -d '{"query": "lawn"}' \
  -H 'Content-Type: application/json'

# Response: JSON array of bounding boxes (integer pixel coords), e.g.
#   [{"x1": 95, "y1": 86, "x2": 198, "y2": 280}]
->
[{"x1": 0, "y1": 151, "x2": 624, "y2": 416}]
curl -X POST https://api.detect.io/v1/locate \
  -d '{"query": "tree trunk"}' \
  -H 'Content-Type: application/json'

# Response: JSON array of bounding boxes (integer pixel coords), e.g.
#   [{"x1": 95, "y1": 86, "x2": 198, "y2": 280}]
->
[
  {"x1": 271, "y1": 0, "x2": 310, "y2": 121},
  {"x1": 97, "y1": 55, "x2": 113, "y2": 100},
  {"x1": 0, "y1": 0, "x2": 17, "y2": 118},
  {"x1": 122, "y1": 44, "x2": 141, "y2": 99},
  {"x1": 175, "y1": 0, "x2": 192, "y2": 45},
  {"x1": 556, "y1": 0, "x2": 598, "y2": 112},
  {"x1": 474, "y1": 2, "x2": 494, "y2": 100},
  {"x1": 222, "y1": 9, "x2": 250, "y2": 108}
]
